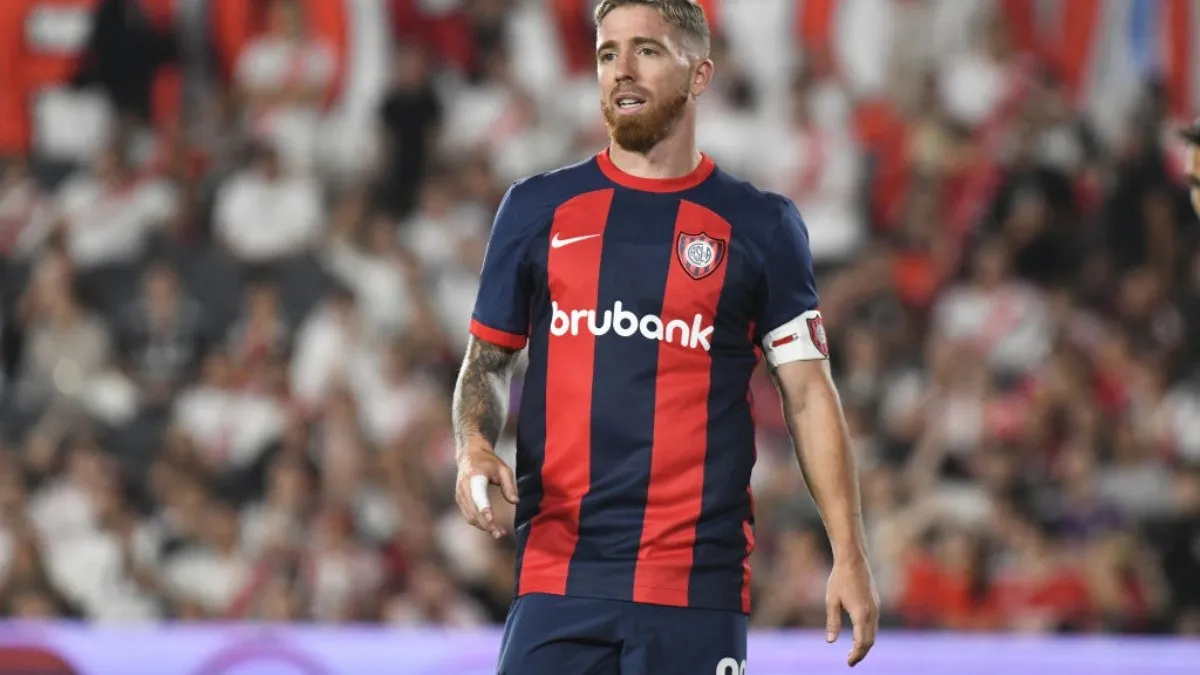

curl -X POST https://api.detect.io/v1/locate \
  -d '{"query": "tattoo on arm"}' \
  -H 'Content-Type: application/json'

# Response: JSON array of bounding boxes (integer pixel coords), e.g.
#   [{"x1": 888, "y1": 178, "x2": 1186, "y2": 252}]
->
[{"x1": 452, "y1": 336, "x2": 520, "y2": 451}]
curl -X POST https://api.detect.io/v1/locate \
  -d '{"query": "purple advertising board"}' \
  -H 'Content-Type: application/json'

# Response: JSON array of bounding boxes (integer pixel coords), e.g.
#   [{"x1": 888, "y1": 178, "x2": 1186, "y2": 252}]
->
[{"x1": 0, "y1": 624, "x2": 1196, "y2": 674}]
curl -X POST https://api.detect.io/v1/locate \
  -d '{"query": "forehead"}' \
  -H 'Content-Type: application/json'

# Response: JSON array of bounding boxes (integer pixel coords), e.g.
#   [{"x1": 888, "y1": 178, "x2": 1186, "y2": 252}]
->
[{"x1": 597, "y1": 5, "x2": 678, "y2": 44}]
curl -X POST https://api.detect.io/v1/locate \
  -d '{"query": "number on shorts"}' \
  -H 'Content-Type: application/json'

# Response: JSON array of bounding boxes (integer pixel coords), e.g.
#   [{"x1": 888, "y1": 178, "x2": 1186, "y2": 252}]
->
[{"x1": 716, "y1": 657, "x2": 746, "y2": 675}]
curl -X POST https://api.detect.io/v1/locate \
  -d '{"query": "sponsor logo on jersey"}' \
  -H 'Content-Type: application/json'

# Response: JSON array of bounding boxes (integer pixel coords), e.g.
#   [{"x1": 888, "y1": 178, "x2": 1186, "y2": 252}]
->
[{"x1": 550, "y1": 301, "x2": 714, "y2": 350}]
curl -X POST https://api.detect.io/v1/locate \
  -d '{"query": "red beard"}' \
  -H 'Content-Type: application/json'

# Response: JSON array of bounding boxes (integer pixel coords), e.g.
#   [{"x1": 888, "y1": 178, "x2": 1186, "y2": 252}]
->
[{"x1": 602, "y1": 83, "x2": 691, "y2": 154}]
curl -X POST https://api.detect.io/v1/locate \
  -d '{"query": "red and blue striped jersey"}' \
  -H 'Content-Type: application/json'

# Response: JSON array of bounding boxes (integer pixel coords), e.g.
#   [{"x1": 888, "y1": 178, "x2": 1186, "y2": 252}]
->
[{"x1": 469, "y1": 150, "x2": 828, "y2": 614}]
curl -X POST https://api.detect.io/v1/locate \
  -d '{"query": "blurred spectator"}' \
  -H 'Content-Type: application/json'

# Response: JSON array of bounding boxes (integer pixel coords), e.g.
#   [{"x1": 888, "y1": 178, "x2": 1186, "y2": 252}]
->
[
  {"x1": 1094, "y1": 420, "x2": 1174, "y2": 520},
  {"x1": 9, "y1": 257, "x2": 113, "y2": 441},
  {"x1": 762, "y1": 69, "x2": 865, "y2": 267},
  {"x1": 240, "y1": 454, "x2": 314, "y2": 559},
  {"x1": 1082, "y1": 531, "x2": 1165, "y2": 633},
  {"x1": 0, "y1": 525, "x2": 80, "y2": 619},
  {"x1": 384, "y1": 553, "x2": 487, "y2": 627},
  {"x1": 289, "y1": 288, "x2": 372, "y2": 414},
  {"x1": 994, "y1": 516, "x2": 1093, "y2": 633},
  {"x1": 428, "y1": 229, "x2": 486, "y2": 356},
  {"x1": 1046, "y1": 444, "x2": 1124, "y2": 543},
  {"x1": 487, "y1": 88, "x2": 574, "y2": 187},
  {"x1": 304, "y1": 505, "x2": 383, "y2": 622},
  {"x1": 116, "y1": 262, "x2": 208, "y2": 409},
  {"x1": 54, "y1": 142, "x2": 178, "y2": 271},
  {"x1": 235, "y1": 0, "x2": 337, "y2": 174},
  {"x1": 213, "y1": 143, "x2": 324, "y2": 265},
  {"x1": 38, "y1": 451, "x2": 160, "y2": 621},
  {"x1": 401, "y1": 173, "x2": 488, "y2": 273},
  {"x1": 161, "y1": 499, "x2": 252, "y2": 616},
  {"x1": 753, "y1": 527, "x2": 833, "y2": 628},
  {"x1": 171, "y1": 352, "x2": 287, "y2": 474},
  {"x1": 323, "y1": 194, "x2": 425, "y2": 337},
  {"x1": 694, "y1": 34, "x2": 760, "y2": 180},
  {"x1": 899, "y1": 525, "x2": 1000, "y2": 631},
  {"x1": 439, "y1": 46, "x2": 526, "y2": 161},
  {"x1": 226, "y1": 280, "x2": 291, "y2": 375},
  {"x1": 0, "y1": 159, "x2": 55, "y2": 259},
  {"x1": 1102, "y1": 146, "x2": 1190, "y2": 283},
  {"x1": 937, "y1": 9, "x2": 1020, "y2": 129},
  {"x1": 375, "y1": 43, "x2": 443, "y2": 218},
  {"x1": 71, "y1": 0, "x2": 178, "y2": 128},
  {"x1": 354, "y1": 336, "x2": 441, "y2": 448},
  {"x1": 931, "y1": 238, "x2": 1052, "y2": 377},
  {"x1": 983, "y1": 114, "x2": 1079, "y2": 287}
]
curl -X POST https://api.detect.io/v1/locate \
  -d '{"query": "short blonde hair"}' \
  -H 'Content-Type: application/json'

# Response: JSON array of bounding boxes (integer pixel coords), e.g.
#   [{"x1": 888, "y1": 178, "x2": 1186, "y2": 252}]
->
[{"x1": 593, "y1": 0, "x2": 711, "y2": 59}]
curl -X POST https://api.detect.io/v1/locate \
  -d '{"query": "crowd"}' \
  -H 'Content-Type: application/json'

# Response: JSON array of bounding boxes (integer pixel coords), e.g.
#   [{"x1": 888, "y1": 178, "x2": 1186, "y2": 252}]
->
[{"x1": 0, "y1": 0, "x2": 1198, "y2": 636}]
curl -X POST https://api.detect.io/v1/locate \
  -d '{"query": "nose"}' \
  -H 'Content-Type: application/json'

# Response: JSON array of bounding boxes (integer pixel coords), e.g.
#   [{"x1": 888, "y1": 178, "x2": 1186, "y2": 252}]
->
[{"x1": 613, "y1": 50, "x2": 635, "y2": 82}]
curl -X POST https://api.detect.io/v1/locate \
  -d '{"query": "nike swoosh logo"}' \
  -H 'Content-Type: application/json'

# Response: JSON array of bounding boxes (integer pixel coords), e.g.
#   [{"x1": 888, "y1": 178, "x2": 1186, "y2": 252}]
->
[{"x1": 550, "y1": 233, "x2": 601, "y2": 249}]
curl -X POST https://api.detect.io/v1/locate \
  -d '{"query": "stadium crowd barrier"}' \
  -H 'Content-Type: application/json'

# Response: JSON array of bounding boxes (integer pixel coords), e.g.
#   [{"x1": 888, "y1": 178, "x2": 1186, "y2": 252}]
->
[{"x1": 0, "y1": 624, "x2": 1196, "y2": 674}]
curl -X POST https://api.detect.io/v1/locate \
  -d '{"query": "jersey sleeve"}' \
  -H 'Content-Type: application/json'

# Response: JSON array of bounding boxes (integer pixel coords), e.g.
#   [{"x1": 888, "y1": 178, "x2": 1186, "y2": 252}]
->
[
  {"x1": 755, "y1": 197, "x2": 827, "y2": 366},
  {"x1": 469, "y1": 183, "x2": 537, "y2": 350}
]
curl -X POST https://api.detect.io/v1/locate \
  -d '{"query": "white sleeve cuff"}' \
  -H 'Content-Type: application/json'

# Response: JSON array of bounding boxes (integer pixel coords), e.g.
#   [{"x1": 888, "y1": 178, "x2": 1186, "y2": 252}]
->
[{"x1": 761, "y1": 310, "x2": 829, "y2": 366}]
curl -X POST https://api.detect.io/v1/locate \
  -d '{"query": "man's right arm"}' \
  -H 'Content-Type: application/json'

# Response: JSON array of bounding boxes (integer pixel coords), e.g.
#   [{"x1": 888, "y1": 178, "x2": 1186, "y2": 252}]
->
[
  {"x1": 453, "y1": 178, "x2": 533, "y2": 451},
  {"x1": 452, "y1": 181, "x2": 534, "y2": 537},
  {"x1": 452, "y1": 336, "x2": 522, "y2": 539},
  {"x1": 452, "y1": 335, "x2": 520, "y2": 457}
]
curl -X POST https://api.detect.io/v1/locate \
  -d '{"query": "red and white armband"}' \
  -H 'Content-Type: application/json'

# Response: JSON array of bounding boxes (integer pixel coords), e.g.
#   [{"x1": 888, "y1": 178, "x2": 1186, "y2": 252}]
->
[{"x1": 761, "y1": 309, "x2": 829, "y2": 366}]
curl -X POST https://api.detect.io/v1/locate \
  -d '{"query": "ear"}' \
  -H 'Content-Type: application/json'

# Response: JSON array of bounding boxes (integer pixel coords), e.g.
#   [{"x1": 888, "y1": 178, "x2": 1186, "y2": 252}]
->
[{"x1": 691, "y1": 58, "x2": 715, "y2": 97}]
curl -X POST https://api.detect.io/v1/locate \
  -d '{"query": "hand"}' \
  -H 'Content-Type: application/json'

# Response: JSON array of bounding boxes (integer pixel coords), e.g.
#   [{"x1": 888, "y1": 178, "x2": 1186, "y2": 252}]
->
[
  {"x1": 455, "y1": 448, "x2": 518, "y2": 539},
  {"x1": 825, "y1": 554, "x2": 880, "y2": 667}
]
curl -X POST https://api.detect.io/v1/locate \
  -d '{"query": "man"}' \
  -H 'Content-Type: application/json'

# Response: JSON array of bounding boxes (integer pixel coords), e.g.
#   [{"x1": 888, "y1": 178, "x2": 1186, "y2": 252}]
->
[{"x1": 451, "y1": 2, "x2": 879, "y2": 673}]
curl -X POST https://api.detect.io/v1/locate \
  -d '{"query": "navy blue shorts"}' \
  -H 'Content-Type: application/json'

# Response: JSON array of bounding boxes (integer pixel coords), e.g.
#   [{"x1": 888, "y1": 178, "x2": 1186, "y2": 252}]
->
[{"x1": 497, "y1": 593, "x2": 748, "y2": 675}]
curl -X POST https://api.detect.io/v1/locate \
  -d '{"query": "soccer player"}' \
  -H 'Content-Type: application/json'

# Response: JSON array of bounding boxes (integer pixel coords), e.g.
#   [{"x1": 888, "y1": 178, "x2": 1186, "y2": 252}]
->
[{"x1": 451, "y1": 1, "x2": 879, "y2": 672}]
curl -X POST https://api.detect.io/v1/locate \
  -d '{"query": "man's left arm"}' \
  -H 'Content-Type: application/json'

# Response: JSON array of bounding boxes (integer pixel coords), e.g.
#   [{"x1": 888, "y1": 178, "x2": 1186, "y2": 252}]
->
[
  {"x1": 769, "y1": 356, "x2": 878, "y2": 667},
  {"x1": 771, "y1": 359, "x2": 866, "y2": 564},
  {"x1": 756, "y1": 196, "x2": 878, "y2": 667}
]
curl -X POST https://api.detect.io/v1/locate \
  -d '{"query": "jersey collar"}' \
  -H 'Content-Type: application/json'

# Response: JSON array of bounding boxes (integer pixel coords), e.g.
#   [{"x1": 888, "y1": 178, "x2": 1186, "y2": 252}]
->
[{"x1": 595, "y1": 148, "x2": 715, "y2": 193}]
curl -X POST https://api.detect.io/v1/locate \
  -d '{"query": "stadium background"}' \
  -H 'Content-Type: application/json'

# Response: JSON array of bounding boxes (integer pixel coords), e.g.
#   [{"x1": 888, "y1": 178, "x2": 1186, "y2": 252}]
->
[{"x1": 0, "y1": 0, "x2": 1199, "y2": 672}]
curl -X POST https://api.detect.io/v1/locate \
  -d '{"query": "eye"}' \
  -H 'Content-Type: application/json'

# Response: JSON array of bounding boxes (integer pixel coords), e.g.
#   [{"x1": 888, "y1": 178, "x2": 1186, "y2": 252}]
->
[
  {"x1": 638, "y1": 46, "x2": 658, "y2": 56},
  {"x1": 598, "y1": 52, "x2": 616, "y2": 63}
]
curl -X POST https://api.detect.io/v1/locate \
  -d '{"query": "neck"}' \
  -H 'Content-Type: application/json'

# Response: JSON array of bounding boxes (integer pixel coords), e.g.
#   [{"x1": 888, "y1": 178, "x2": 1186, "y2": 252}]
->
[{"x1": 606, "y1": 116, "x2": 701, "y2": 180}]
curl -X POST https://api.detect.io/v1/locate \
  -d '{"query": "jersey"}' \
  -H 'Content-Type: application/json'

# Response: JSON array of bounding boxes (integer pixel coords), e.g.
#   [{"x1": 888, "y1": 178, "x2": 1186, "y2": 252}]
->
[{"x1": 469, "y1": 149, "x2": 827, "y2": 614}]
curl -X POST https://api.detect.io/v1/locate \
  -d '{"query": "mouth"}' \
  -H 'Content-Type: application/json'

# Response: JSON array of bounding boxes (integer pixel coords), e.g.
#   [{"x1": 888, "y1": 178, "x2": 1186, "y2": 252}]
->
[{"x1": 613, "y1": 93, "x2": 647, "y2": 114}]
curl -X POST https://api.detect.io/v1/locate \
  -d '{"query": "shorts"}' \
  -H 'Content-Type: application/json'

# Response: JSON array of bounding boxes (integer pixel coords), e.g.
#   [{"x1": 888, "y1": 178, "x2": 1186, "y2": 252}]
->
[{"x1": 497, "y1": 593, "x2": 748, "y2": 675}]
